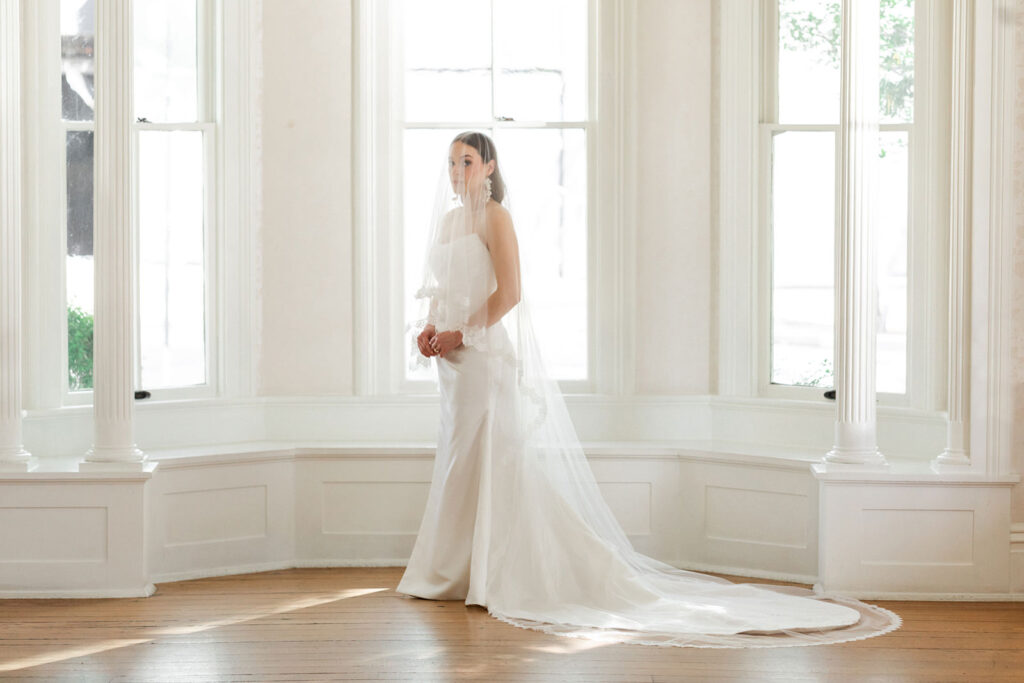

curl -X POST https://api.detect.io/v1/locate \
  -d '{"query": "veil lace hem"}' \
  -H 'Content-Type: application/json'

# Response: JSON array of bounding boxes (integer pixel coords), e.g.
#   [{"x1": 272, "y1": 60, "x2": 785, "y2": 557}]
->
[{"x1": 486, "y1": 599, "x2": 902, "y2": 649}]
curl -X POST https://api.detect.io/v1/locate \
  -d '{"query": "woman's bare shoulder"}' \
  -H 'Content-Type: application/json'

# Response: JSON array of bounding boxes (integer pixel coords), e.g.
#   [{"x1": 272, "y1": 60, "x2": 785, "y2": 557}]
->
[
  {"x1": 485, "y1": 201, "x2": 514, "y2": 233},
  {"x1": 483, "y1": 202, "x2": 517, "y2": 255}
]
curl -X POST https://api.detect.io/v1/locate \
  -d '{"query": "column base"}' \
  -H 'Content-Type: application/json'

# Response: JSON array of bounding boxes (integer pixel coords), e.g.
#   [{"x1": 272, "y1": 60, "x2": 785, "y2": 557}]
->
[
  {"x1": 79, "y1": 460, "x2": 150, "y2": 473},
  {"x1": 931, "y1": 449, "x2": 971, "y2": 471},
  {"x1": 0, "y1": 459, "x2": 36, "y2": 472},
  {"x1": 0, "y1": 447, "x2": 35, "y2": 472},
  {"x1": 81, "y1": 445, "x2": 147, "y2": 472},
  {"x1": 823, "y1": 447, "x2": 888, "y2": 469}
]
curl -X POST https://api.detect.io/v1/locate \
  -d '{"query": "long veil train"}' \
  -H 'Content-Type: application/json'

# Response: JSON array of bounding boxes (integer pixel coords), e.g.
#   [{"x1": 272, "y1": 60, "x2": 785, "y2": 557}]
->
[{"x1": 397, "y1": 133, "x2": 900, "y2": 648}]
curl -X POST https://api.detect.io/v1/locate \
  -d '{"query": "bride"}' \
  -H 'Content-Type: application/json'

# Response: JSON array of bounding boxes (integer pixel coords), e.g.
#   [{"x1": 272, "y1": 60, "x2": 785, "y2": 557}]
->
[{"x1": 396, "y1": 131, "x2": 900, "y2": 648}]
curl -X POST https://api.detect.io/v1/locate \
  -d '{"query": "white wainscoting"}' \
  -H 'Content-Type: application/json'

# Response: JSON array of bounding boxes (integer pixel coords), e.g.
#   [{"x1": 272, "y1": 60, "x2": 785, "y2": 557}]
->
[
  {"x1": 815, "y1": 465, "x2": 1019, "y2": 599},
  {"x1": 678, "y1": 457, "x2": 820, "y2": 582},
  {"x1": 294, "y1": 454, "x2": 434, "y2": 566},
  {"x1": 147, "y1": 452, "x2": 295, "y2": 583},
  {"x1": 1011, "y1": 523, "x2": 1024, "y2": 593},
  {"x1": 1, "y1": 444, "x2": 1020, "y2": 599},
  {"x1": 0, "y1": 466, "x2": 155, "y2": 598}
]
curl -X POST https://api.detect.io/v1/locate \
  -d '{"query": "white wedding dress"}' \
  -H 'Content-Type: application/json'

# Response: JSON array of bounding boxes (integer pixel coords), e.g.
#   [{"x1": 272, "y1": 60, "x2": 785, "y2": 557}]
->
[{"x1": 398, "y1": 230, "x2": 900, "y2": 648}]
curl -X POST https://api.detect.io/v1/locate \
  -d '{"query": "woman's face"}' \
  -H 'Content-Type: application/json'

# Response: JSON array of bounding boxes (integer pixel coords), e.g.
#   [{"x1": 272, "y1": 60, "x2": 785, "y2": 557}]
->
[{"x1": 449, "y1": 141, "x2": 493, "y2": 200}]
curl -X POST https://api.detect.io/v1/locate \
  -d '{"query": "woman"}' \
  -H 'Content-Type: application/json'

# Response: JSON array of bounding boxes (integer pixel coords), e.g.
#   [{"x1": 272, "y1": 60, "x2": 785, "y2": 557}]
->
[{"x1": 397, "y1": 131, "x2": 899, "y2": 647}]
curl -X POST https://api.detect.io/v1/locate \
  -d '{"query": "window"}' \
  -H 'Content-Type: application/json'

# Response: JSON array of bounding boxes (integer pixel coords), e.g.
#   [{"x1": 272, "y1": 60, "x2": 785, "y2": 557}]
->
[
  {"x1": 761, "y1": 0, "x2": 920, "y2": 398},
  {"x1": 59, "y1": 0, "x2": 214, "y2": 399},
  {"x1": 394, "y1": 0, "x2": 591, "y2": 385}
]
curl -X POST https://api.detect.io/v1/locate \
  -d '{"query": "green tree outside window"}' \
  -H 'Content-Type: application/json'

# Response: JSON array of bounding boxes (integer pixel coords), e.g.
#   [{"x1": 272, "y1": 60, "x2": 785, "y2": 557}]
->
[
  {"x1": 780, "y1": 0, "x2": 914, "y2": 122},
  {"x1": 68, "y1": 305, "x2": 93, "y2": 390}
]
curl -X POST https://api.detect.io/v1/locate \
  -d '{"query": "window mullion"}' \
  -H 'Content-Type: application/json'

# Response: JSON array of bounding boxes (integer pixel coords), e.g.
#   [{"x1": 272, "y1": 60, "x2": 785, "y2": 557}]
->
[
  {"x1": 196, "y1": 0, "x2": 216, "y2": 123},
  {"x1": 761, "y1": 0, "x2": 779, "y2": 123},
  {"x1": 132, "y1": 126, "x2": 142, "y2": 393}
]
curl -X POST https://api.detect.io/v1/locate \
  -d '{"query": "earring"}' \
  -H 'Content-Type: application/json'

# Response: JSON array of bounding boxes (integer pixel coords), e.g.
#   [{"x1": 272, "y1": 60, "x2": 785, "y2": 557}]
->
[{"x1": 484, "y1": 176, "x2": 493, "y2": 200}]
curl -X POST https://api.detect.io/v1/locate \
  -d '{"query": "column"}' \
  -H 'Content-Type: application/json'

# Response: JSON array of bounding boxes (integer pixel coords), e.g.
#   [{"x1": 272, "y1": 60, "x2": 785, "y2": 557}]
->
[
  {"x1": 824, "y1": 0, "x2": 887, "y2": 467},
  {"x1": 0, "y1": 0, "x2": 33, "y2": 471},
  {"x1": 82, "y1": 0, "x2": 145, "y2": 470},
  {"x1": 933, "y1": 0, "x2": 973, "y2": 470}
]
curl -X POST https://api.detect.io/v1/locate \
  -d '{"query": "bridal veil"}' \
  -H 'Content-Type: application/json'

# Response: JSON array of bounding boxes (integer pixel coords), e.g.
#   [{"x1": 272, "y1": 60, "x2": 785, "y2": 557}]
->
[{"x1": 402, "y1": 131, "x2": 900, "y2": 648}]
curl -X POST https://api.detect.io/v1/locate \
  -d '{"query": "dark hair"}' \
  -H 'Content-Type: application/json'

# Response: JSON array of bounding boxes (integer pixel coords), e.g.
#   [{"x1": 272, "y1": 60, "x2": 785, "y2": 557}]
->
[{"x1": 451, "y1": 131, "x2": 505, "y2": 203}]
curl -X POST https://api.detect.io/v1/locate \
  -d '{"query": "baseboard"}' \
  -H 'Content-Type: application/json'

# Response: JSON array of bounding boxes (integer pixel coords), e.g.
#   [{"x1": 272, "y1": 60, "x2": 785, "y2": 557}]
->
[
  {"x1": 0, "y1": 583, "x2": 156, "y2": 600},
  {"x1": 149, "y1": 559, "x2": 410, "y2": 587},
  {"x1": 814, "y1": 590, "x2": 1024, "y2": 602},
  {"x1": 291, "y1": 558, "x2": 409, "y2": 568},
  {"x1": 151, "y1": 561, "x2": 295, "y2": 585},
  {"x1": 669, "y1": 560, "x2": 817, "y2": 587}
]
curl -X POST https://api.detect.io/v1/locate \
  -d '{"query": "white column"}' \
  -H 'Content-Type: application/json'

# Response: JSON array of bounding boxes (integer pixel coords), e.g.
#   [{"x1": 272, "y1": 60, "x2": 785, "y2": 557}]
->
[
  {"x1": 933, "y1": 0, "x2": 973, "y2": 470},
  {"x1": 0, "y1": 0, "x2": 33, "y2": 472},
  {"x1": 824, "y1": 0, "x2": 886, "y2": 467},
  {"x1": 82, "y1": 0, "x2": 145, "y2": 470}
]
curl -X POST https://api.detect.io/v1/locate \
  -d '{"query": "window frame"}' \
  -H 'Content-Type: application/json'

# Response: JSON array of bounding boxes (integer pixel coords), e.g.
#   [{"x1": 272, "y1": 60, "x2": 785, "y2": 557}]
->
[
  {"x1": 755, "y1": 0, "x2": 948, "y2": 410},
  {"x1": 355, "y1": 0, "x2": 622, "y2": 397},
  {"x1": 21, "y1": 0, "x2": 262, "y2": 412},
  {"x1": 51, "y1": 0, "x2": 218, "y2": 404},
  {"x1": 130, "y1": 0, "x2": 218, "y2": 401}
]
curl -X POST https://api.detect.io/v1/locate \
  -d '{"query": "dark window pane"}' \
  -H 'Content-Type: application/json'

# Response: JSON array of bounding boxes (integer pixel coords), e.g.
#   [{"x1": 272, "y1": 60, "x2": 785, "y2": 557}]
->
[
  {"x1": 65, "y1": 130, "x2": 93, "y2": 257},
  {"x1": 66, "y1": 130, "x2": 94, "y2": 391}
]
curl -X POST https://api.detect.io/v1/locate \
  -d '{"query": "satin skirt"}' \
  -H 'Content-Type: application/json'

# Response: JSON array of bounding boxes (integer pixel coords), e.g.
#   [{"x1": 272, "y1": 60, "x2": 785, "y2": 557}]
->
[
  {"x1": 396, "y1": 327, "x2": 899, "y2": 648},
  {"x1": 397, "y1": 326, "x2": 517, "y2": 606}
]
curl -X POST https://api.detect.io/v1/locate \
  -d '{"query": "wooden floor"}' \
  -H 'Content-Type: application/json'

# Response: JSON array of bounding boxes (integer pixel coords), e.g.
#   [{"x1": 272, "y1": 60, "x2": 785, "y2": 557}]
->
[{"x1": 1, "y1": 568, "x2": 1022, "y2": 682}]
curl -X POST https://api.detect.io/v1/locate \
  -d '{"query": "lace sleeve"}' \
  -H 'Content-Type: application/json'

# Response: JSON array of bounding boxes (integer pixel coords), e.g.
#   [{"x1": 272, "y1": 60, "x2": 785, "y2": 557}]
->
[
  {"x1": 453, "y1": 322, "x2": 487, "y2": 351},
  {"x1": 409, "y1": 289, "x2": 442, "y2": 369}
]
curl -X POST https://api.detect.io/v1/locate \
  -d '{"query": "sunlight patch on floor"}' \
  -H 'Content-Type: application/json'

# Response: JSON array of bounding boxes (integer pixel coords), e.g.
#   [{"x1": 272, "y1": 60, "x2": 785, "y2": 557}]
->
[
  {"x1": 0, "y1": 639, "x2": 152, "y2": 673},
  {"x1": 0, "y1": 587, "x2": 388, "y2": 673},
  {"x1": 156, "y1": 587, "x2": 387, "y2": 635}
]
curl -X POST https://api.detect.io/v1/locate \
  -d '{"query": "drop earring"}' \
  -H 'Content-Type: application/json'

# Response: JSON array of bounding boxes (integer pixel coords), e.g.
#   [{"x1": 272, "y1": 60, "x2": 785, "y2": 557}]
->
[{"x1": 484, "y1": 176, "x2": 493, "y2": 201}]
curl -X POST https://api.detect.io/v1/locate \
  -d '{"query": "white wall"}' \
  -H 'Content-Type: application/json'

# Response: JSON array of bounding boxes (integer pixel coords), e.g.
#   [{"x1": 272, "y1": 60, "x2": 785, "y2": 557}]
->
[
  {"x1": 1009, "y1": 0, "x2": 1024, "y2": 588},
  {"x1": 261, "y1": 0, "x2": 354, "y2": 396},
  {"x1": 634, "y1": 0, "x2": 713, "y2": 395}
]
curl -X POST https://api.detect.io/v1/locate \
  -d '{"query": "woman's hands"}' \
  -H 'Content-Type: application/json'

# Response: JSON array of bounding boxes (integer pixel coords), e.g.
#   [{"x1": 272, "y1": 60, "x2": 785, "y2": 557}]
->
[
  {"x1": 428, "y1": 330, "x2": 463, "y2": 358},
  {"x1": 418, "y1": 325, "x2": 465, "y2": 359},
  {"x1": 417, "y1": 325, "x2": 438, "y2": 358}
]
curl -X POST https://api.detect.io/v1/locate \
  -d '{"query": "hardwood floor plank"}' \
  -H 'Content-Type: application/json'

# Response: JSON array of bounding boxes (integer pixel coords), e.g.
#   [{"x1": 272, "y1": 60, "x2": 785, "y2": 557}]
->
[{"x1": 0, "y1": 568, "x2": 1021, "y2": 682}]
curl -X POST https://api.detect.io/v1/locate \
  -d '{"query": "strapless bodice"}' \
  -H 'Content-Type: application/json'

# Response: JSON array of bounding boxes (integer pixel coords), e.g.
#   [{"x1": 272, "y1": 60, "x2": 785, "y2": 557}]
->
[
  {"x1": 430, "y1": 233, "x2": 494, "y2": 297},
  {"x1": 428, "y1": 233, "x2": 496, "y2": 336}
]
